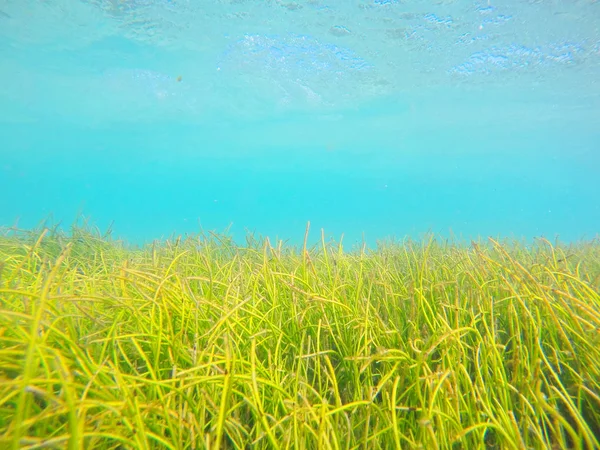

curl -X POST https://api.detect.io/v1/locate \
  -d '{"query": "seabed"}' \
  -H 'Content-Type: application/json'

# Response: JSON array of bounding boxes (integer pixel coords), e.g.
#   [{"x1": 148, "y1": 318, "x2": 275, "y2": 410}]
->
[{"x1": 1, "y1": 223, "x2": 599, "y2": 449}]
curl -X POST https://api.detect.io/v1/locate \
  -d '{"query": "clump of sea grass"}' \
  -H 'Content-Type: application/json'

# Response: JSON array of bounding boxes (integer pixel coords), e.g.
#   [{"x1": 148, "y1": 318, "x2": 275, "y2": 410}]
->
[{"x1": 0, "y1": 223, "x2": 599, "y2": 449}]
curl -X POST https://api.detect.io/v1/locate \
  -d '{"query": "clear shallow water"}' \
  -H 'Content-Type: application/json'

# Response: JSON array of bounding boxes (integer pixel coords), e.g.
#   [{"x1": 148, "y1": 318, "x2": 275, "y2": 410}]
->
[{"x1": 0, "y1": 0, "x2": 599, "y2": 246}]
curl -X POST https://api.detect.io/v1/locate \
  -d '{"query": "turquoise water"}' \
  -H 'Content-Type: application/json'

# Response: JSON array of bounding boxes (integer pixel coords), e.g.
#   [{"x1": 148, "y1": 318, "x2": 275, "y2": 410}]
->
[{"x1": 1, "y1": 0, "x2": 599, "y2": 247}]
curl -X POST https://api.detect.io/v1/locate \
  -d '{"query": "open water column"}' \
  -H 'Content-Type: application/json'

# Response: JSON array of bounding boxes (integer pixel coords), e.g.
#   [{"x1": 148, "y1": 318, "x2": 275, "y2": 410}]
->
[{"x1": 0, "y1": 0, "x2": 599, "y2": 244}]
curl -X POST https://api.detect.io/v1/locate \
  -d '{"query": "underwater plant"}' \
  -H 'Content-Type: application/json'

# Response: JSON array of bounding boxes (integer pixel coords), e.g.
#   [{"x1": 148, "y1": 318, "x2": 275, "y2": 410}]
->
[{"x1": 0, "y1": 223, "x2": 599, "y2": 449}]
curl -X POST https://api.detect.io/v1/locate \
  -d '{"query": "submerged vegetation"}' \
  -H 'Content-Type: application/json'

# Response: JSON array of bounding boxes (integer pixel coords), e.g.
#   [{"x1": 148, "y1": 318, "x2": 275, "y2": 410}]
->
[{"x1": 0, "y1": 223, "x2": 599, "y2": 449}]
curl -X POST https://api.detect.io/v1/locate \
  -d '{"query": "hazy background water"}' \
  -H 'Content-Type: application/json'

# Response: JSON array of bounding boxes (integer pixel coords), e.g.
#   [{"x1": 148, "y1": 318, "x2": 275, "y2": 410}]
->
[{"x1": 1, "y1": 0, "x2": 599, "y2": 247}]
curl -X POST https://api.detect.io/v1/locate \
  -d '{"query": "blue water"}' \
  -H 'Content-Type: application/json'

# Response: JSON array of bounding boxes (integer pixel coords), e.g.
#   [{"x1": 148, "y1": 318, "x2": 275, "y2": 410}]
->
[{"x1": 1, "y1": 0, "x2": 599, "y2": 247}]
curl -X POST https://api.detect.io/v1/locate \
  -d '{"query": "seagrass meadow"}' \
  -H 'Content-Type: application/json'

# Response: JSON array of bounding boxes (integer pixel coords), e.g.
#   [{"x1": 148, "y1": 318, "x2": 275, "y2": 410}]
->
[{"x1": 0, "y1": 224, "x2": 599, "y2": 450}]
